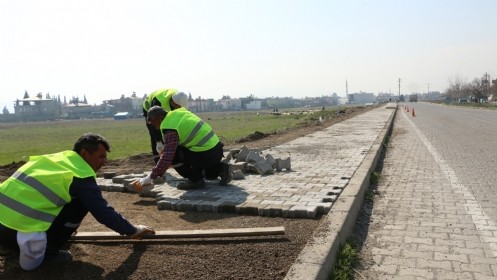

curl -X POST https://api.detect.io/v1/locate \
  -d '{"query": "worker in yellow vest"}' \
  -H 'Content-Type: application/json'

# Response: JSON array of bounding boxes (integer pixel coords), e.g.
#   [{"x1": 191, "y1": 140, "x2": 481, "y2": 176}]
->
[
  {"x1": 133, "y1": 106, "x2": 232, "y2": 190},
  {"x1": 142, "y1": 89, "x2": 189, "y2": 164},
  {"x1": 0, "y1": 133, "x2": 155, "y2": 270}
]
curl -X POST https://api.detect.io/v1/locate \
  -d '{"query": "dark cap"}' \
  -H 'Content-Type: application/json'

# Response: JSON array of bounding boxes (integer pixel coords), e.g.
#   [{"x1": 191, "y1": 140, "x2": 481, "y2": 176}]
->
[{"x1": 147, "y1": 105, "x2": 167, "y2": 121}]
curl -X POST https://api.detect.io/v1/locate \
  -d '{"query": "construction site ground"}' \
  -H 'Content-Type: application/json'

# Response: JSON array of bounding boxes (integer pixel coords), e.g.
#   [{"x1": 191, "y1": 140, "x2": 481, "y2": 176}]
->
[{"x1": 0, "y1": 105, "x2": 381, "y2": 280}]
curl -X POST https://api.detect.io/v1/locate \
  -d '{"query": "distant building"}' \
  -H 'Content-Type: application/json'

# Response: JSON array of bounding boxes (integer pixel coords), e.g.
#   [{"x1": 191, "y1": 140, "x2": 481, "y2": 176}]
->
[
  {"x1": 347, "y1": 92, "x2": 376, "y2": 104},
  {"x1": 189, "y1": 98, "x2": 215, "y2": 112},
  {"x1": 60, "y1": 103, "x2": 97, "y2": 119},
  {"x1": 218, "y1": 98, "x2": 242, "y2": 110},
  {"x1": 103, "y1": 93, "x2": 144, "y2": 116},
  {"x1": 14, "y1": 93, "x2": 60, "y2": 121},
  {"x1": 245, "y1": 100, "x2": 262, "y2": 110},
  {"x1": 265, "y1": 97, "x2": 299, "y2": 109},
  {"x1": 377, "y1": 93, "x2": 395, "y2": 103}
]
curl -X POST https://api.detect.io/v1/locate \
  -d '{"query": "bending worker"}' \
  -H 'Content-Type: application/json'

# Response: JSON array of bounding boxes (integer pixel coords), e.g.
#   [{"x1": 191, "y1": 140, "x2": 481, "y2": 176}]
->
[
  {"x1": 142, "y1": 89, "x2": 189, "y2": 164},
  {"x1": 134, "y1": 106, "x2": 232, "y2": 190},
  {"x1": 0, "y1": 133, "x2": 155, "y2": 270}
]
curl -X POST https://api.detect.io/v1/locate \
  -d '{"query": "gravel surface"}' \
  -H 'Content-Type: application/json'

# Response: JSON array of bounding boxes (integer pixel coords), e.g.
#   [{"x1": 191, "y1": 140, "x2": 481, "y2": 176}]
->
[{"x1": 1, "y1": 192, "x2": 321, "y2": 280}]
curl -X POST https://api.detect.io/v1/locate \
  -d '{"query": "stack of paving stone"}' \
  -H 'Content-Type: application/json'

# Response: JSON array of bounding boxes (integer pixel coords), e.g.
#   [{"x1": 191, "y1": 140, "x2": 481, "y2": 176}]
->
[{"x1": 225, "y1": 145, "x2": 291, "y2": 180}]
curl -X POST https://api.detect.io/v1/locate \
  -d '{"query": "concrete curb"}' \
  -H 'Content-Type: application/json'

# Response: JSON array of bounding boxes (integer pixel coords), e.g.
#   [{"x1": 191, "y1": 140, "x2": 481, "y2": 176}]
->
[{"x1": 284, "y1": 104, "x2": 398, "y2": 280}]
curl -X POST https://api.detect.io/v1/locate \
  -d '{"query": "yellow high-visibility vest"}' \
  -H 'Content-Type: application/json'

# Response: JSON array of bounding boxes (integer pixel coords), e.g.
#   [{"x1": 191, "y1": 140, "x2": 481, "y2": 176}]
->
[
  {"x1": 143, "y1": 89, "x2": 178, "y2": 112},
  {"x1": 161, "y1": 108, "x2": 219, "y2": 152},
  {"x1": 0, "y1": 150, "x2": 95, "y2": 232}
]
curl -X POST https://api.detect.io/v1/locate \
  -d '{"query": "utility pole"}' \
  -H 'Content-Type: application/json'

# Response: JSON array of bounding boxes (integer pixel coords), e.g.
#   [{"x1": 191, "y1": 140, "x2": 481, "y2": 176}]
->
[
  {"x1": 427, "y1": 83, "x2": 430, "y2": 95},
  {"x1": 398, "y1": 78, "x2": 401, "y2": 97}
]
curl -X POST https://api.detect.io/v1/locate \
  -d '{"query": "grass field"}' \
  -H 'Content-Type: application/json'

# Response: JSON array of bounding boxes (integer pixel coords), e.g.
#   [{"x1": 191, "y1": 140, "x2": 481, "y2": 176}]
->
[{"x1": 0, "y1": 108, "x2": 341, "y2": 165}]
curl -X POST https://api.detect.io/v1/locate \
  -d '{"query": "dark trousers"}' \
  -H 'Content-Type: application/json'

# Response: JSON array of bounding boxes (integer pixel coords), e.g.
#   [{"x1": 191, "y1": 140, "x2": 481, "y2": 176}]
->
[
  {"x1": 0, "y1": 198, "x2": 88, "y2": 255},
  {"x1": 173, "y1": 142, "x2": 224, "y2": 182},
  {"x1": 145, "y1": 118, "x2": 162, "y2": 164}
]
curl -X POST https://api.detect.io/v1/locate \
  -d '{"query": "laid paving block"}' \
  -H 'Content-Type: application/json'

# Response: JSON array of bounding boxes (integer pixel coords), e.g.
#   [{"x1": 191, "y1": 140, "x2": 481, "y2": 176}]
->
[
  {"x1": 246, "y1": 150, "x2": 264, "y2": 163},
  {"x1": 306, "y1": 202, "x2": 333, "y2": 214},
  {"x1": 322, "y1": 195, "x2": 338, "y2": 202},
  {"x1": 196, "y1": 201, "x2": 213, "y2": 212},
  {"x1": 110, "y1": 184, "x2": 125, "y2": 192},
  {"x1": 157, "y1": 198, "x2": 182, "y2": 210},
  {"x1": 216, "y1": 202, "x2": 237, "y2": 213},
  {"x1": 236, "y1": 203, "x2": 261, "y2": 215},
  {"x1": 275, "y1": 157, "x2": 291, "y2": 171},
  {"x1": 289, "y1": 205, "x2": 318, "y2": 218},
  {"x1": 112, "y1": 174, "x2": 132, "y2": 184},
  {"x1": 103, "y1": 172, "x2": 117, "y2": 179},
  {"x1": 259, "y1": 205, "x2": 283, "y2": 217},
  {"x1": 232, "y1": 170, "x2": 245, "y2": 180},
  {"x1": 138, "y1": 186, "x2": 158, "y2": 197},
  {"x1": 176, "y1": 201, "x2": 197, "y2": 212},
  {"x1": 153, "y1": 176, "x2": 165, "y2": 184}
]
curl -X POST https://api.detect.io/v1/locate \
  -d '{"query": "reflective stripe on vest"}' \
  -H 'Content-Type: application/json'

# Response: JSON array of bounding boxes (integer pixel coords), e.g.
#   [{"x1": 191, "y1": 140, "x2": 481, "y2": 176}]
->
[
  {"x1": 180, "y1": 120, "x2": 205, "y2": 146},
  {"x1": 12, "y1": 171, "x2": 66, "y2": 207},
  {"x1": 196, "y1": 130, "x2": 215, "y2": 147},
  {"x1": 0, "y1": 193, "x2": 56, "y2": 224}
]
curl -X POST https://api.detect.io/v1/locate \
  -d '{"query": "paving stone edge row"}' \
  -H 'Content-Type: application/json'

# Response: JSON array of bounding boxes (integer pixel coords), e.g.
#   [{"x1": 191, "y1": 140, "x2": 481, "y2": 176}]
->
[{"x1": 284, "y1": 104, "x2": 398, "y2": 280}]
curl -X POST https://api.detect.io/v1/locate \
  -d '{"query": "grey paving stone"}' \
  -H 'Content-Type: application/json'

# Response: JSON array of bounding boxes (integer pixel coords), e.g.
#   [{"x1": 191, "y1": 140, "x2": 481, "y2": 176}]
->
[{"x1": 357, "y1": 103, "x2": 497, "y2": 278}]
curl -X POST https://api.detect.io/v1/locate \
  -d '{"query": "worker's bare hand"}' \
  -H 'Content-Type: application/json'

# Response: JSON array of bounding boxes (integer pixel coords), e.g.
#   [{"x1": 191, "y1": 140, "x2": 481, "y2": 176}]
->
[{"x1": 131, "y1": 225, "x2": 155, "y2": 239}]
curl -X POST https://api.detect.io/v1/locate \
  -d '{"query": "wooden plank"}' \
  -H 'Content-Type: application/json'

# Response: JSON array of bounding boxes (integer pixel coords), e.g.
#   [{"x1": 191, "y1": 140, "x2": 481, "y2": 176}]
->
[{"x1": 70, "y1": 226, "x2": 285, "y2": 241}]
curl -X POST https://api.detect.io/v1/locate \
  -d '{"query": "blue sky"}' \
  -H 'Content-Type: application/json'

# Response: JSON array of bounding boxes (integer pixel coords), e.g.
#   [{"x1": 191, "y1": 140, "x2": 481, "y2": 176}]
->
[{"x1": 1, "y1": 0, "x2": 496, "y2": 111}]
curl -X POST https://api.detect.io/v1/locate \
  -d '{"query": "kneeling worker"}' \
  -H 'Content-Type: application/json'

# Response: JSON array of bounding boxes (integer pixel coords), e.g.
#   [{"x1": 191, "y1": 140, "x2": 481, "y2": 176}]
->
[
  {"x1": 134, "y1": 106, "x2": 232, "y2": 190},
  {"x1": 142, "y1": 89, "x2": 189, "y2": 164},
  {"x1": 0, "y1": 133, "x2": 155, "y2": 270}
]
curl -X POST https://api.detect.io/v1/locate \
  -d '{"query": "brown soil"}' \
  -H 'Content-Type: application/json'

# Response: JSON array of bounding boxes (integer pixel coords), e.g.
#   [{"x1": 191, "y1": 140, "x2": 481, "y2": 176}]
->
[{"x1": 0, "y1": 105, "x2": 376, "y2": 280}]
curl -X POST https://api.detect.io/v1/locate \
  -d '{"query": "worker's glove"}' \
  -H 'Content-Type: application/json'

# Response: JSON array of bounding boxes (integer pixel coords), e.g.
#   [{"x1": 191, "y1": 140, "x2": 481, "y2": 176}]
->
[
  {"x1": 131, "y1": 225, "x2": 155, "y2": 240},
  {"x1": 131, "y1": 175, "x2": 154, "y2": 192},
  {"x1": 156, "y1": 142, "x2": 165, "y2": 154}
]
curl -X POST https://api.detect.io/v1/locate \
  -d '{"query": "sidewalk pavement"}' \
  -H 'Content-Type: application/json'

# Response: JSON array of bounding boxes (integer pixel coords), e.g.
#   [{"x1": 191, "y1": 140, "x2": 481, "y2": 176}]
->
[
  {"x1": 98, "y1": 105, "x2": 395, "y2": 219},
  {"x1": 356, "y1": 107, "x2": 497, "y2": 279}
]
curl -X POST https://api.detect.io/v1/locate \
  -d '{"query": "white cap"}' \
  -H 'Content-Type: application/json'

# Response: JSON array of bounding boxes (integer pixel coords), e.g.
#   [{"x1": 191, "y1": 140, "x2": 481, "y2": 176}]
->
[
  {"x1": 17, "y1": 231, "x2": 47, "y2": 271},
  {"x1": 171, "y1": 91, "x2": 189, "y2": 109}
]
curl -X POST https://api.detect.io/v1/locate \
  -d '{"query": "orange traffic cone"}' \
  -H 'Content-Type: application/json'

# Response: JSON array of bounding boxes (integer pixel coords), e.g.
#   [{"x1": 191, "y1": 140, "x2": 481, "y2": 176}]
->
[{"x1": 412, "y1": 108, "x2": 416, "y2": 117}]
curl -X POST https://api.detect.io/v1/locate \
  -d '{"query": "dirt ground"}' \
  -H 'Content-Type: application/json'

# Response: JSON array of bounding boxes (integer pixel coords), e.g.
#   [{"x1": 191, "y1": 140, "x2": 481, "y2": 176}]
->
[{"x1": 0, "y1": 105, "x2": 376, "y2": 280}]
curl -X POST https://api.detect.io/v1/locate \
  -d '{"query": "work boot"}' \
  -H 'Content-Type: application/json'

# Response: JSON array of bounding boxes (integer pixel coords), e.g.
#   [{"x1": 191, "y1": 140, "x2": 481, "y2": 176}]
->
[
  {"x1": 44, "y1": 250, "x2": 73, "y2": 264},
  {"x1": 219, "y1": 162, "x2": 233, "y2": 186},
  {"x1": 177, "y1": 179, "x2": 206, "y2": 190}
]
